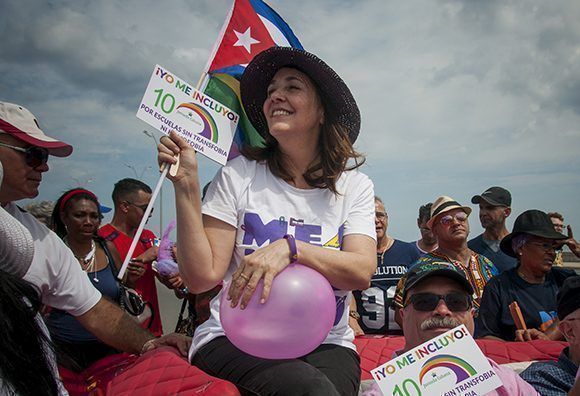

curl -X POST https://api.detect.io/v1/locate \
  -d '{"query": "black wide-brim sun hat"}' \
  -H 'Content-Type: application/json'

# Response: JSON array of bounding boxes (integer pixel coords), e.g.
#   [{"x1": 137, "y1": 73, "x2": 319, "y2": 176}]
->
[
  {"x1": 500, "y1": 209, "x2": 568, "y2": 257},
  {"x1": 240, "y1": 46, "x2": 360, "y2": 144}
]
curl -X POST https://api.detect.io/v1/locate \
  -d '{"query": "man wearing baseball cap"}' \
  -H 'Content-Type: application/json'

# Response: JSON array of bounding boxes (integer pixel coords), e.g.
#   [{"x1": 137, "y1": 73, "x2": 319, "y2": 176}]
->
[
  {"x1": 468, "y1": 186, "x2": 517, "y2": 272},
  {"x1": 0, "y1": 101, "x2": 189, "y2": 363},
  {"x1": 394, "y1": 261, "x2": 538, "y2": 395},
  {"x1": 521, "y1": 276, "x2": 580, "y2": 395},
  {"x1": 401, "y1": 196, "x2": 498, "y2": 311}
]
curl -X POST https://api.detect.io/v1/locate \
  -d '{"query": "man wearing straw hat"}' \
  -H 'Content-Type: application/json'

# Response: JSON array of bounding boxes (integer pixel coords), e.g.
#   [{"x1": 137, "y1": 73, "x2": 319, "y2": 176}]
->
[
  {"x1": 0, "y1": 101, "x2": 189, "y2": 357},
  {"x1": 410, "y1": 196, "x2": 498, "y2": 310}
]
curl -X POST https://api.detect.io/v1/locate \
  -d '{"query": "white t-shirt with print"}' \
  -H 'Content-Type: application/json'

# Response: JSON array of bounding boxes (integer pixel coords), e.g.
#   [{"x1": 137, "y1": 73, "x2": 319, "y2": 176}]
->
[
  {"x1": 5, "y1": 202, "x2": 101, "y2": 316},
  {"x1": 190, "y1": 156, "x2": 376, "y2": 359}
]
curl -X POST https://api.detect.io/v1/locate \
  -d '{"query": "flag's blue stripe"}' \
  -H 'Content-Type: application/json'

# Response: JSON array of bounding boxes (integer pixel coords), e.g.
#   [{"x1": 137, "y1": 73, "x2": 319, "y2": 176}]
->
[
  {"x1": 210, "y1": 64, "x2": 246, "y2": 78},
  {"x1": 249, "y1": 0, "x2": 303, "y2": 49}
]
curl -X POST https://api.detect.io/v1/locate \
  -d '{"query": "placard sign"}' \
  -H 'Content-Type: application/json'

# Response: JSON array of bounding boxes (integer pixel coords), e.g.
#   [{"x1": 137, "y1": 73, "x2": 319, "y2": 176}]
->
[
  {"x1": 371, "y1": 325, "x2": 502, "y2": 396},
  {"x1": 137, "y1": 65, "x2": 238, "y2": 165}
]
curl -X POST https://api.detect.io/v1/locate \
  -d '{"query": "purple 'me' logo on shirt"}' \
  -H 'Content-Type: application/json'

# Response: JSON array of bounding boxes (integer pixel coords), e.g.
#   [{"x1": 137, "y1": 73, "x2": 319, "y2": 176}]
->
[{"x1": 241, "y1": 212, "x2": 345, "y2": 325}]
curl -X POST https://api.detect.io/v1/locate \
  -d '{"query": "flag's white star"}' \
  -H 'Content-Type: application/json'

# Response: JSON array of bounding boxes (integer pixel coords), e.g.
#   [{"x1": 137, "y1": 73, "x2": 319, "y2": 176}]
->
[{"x1": 233, "y1": 27, "x2": 260, "y2": 54}]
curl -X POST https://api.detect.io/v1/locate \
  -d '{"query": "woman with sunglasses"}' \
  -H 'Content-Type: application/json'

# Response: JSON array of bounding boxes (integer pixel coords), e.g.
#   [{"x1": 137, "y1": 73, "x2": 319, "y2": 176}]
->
[
  {"x1": 475, "y1": 210, "x2": 576, "y2": 341},
  {"x1": 158, "y1": 47, "x2": 376, "y2": 395},
  {"x1": 46, "y1": 188, "x2": 126, "y2": 372}
]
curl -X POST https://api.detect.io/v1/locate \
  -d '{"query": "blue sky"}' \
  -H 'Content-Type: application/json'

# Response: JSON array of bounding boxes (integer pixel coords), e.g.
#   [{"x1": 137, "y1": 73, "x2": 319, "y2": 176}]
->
[{"x1": 1, "y1": 0, "x2": 579, "y2": 241}]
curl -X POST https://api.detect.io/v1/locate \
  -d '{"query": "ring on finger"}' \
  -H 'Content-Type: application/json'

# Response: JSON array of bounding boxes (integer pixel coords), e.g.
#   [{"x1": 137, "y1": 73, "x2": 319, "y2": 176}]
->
[{"x1": 239, "y1": 273, "x2": 250, "y2": 282}]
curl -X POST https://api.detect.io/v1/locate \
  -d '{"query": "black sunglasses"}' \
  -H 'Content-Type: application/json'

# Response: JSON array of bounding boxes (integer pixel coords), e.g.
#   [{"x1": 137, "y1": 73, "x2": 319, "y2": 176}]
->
[
  {"x1": 405, "y1": 292, "x2": 472, "y2": 312},
  {"x1": 0, "y1": 142, "x2": 49, "y2": 168}
]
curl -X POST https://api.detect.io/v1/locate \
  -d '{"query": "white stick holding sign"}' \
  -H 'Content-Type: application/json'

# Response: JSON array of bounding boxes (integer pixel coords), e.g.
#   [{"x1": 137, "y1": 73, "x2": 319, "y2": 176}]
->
[
  {"x1": 370, "y1": 325, "x2": 502, "y2": 396},
  {"x1": 136, "y1": 64, "x2": 239, "y2": 165},
  {"x1": 117, "y1": 166, "x2": 168, "y2": 280}
]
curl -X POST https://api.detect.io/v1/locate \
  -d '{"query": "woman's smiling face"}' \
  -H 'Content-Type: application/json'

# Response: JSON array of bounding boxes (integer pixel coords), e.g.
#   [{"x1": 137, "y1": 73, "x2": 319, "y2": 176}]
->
[{"x1": 262, "y1": 67, "x2": 324, "y2": 143}]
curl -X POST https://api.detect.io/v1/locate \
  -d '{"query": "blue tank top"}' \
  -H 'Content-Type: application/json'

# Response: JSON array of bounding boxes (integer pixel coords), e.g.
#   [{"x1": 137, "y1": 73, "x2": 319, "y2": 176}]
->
[{"x1": 47, "y1": 241, "x2": 120, "y2": 342}]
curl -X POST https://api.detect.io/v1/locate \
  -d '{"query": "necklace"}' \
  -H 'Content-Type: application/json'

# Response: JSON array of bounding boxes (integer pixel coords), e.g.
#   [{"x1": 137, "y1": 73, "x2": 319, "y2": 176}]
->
[
  {"x1": 377, "y1": 237, "x2": 394, "y2": 262},
  {"x1": 65, "y1": 237, "x2": 99, "y2": 283},
  {"x1": 517, "y1": 268, "x2": 544, "y2": 284}
]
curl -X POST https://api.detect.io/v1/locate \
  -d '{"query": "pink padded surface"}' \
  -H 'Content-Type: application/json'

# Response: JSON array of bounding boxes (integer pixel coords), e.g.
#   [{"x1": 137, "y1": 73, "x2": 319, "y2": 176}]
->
[
  {"x1": 106, "y1": 347, "x2": 240, "y2": 396},
  {"x1": 61, "y1": 338, "x2": 566, "y2": 392},
  {"x1": 61, "y1": 348, "x2": 239, "y2": 396},
  {"x1": 354, "y1": 336, "x2": 567, "y2": 380}
]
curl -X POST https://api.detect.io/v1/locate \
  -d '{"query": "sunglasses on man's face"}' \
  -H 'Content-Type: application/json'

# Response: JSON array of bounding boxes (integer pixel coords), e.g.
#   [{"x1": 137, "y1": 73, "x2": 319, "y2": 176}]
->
[
  {"x1": 405, "y1": 292, "x2": 472, "y2": 312},
  {"x1": 439, "y1": 212, "x2": 468, "y2": 226},
  {"x1": 0, "y1": 142, "x2": 49, "y2": 168}
]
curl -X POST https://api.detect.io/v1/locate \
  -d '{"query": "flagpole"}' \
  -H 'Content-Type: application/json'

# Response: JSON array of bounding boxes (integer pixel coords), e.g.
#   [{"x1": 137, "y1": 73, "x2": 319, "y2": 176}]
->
[
  {"x1": 117, "y1": 166, "x2": 169, "y2": 280},
  {"x1": 196, "y1": 71, "x2": 209, "y2": 91},
  {"x1": 203, "y1": 0, "x2": 236, "y2": 74}
]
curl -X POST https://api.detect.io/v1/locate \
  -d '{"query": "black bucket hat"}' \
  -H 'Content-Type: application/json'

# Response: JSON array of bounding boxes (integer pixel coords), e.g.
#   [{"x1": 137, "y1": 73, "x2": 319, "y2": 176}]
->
[
  {"x1": 240, "y1": 47, "x2": 360, "y2": 143},
  {"x1": 500, "y1": 209, "x2": 568, "y2": 257}
]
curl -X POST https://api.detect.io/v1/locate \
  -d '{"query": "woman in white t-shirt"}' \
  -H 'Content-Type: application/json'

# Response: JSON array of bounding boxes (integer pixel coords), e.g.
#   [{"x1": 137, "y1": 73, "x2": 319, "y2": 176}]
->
[{"x1": 158, "y1": 47, "x2": 376, "y2": 396}]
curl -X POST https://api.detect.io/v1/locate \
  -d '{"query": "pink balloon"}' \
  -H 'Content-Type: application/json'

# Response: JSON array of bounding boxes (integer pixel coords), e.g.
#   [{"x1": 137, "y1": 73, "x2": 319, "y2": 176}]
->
[{"x1": 220, "y1": 263, "x2": 336, "y2": 359}]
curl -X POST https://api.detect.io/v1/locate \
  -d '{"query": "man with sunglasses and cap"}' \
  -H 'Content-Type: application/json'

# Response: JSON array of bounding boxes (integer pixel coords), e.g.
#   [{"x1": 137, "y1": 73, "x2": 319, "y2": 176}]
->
[
  {"x1": 520, "y1": 275, "x2": 580, "y2": 395},
  {"x1": 395, "y1": 260, "x2": 538, "y2": 395},
  {"x1": 468, "y1": 186, "x2": 517, "y2": 273},
  {"x1": 0, "y1": 101, "x2": 189, "y2": 362},
  {"x1": 404, "y1": 196, "x2": 498, "y2": 311}
]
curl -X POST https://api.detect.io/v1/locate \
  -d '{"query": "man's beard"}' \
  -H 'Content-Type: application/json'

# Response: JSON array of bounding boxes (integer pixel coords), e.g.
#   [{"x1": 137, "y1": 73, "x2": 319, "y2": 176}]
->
[{"x1": 420, "y1": 316, "x2": 462, "y2": 331}]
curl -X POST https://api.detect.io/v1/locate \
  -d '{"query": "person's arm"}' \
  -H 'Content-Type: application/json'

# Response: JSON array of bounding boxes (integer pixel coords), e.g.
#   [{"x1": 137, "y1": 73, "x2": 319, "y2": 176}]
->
[
  {"x1": 229, "y1": 233, "x2": 375, "y2": 308},
  {"x1": 564, "y1": 225, "x2": 580, "y2": 258},
  {"x1": 570, "y1": 367, "x2": 580, "y2": 396},
  {"x1": 514, "y1": 328, "x2": 549, "y2": 342},
  {"x1": 348, "y1": 297, "x2": 364, "y2": 336},
  {"x1": 156, "y1": 273, "x2": 184, "y2": 290},
  {"x1": 134, "y1": 246, "x2": 159, "y2": 263},
  {"x1": 76, "y1": 297, "x2": 190, "y2": 355},
  {"x1": 157, "y1": 132, "x2": 239, "y2": 293}
]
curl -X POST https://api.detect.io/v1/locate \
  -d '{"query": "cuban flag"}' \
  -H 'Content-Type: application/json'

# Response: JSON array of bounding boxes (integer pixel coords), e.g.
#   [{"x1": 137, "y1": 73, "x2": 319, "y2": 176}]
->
[{"x1": 202, "y1": 0, "x2": 303, "y2": 158}]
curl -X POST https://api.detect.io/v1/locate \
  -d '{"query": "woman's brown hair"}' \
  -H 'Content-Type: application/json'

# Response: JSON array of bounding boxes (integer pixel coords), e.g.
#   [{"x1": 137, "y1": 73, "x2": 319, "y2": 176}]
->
[{"x1": 242, "y1": 102, "x2": 365, "y2": 195}]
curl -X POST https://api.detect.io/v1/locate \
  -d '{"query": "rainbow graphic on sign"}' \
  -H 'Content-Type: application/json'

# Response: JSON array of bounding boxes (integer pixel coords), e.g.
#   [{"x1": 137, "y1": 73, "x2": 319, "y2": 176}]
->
[
  {"x1": 419, "y1": 354, "x2": 477, "y2": 385},
  {"x1": 176, "y1": 103, "x2": 219, "y2": 143}
]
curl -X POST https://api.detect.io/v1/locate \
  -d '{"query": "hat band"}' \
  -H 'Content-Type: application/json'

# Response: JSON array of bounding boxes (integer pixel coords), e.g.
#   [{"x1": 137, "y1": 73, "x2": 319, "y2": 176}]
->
[
  {"x1": 432, "y1": 201, "x2": 462, "y2": 218},
  {"x1": 0, "y1": 118, "x2": 24, "y2": 135},
  {"x1": 59, "y1": 189, "x2": 98, "y2": 213}
]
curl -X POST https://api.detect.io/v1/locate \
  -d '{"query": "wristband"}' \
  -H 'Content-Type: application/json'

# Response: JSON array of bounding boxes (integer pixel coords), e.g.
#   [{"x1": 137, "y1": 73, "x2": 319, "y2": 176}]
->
[{"x1": 283, "y1": 234, "x2": 298, "y2": 263}]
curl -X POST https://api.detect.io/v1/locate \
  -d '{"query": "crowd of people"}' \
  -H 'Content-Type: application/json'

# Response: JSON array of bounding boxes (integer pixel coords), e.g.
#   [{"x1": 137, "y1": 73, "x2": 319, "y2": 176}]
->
[{"x1": 2, "y1": 45, "x2": 580, "y2": 396}]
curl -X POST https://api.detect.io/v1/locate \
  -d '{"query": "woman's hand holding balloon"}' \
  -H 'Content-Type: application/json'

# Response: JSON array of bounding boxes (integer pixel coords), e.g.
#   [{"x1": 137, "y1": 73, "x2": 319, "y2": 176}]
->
[{"x1": 228, "y1": 238, "x2": 293, "y2": 309}]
